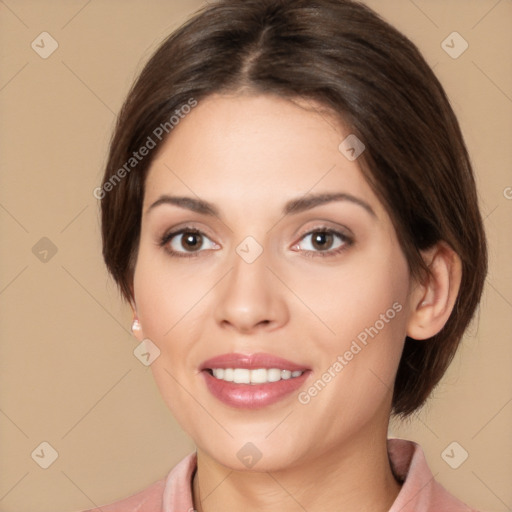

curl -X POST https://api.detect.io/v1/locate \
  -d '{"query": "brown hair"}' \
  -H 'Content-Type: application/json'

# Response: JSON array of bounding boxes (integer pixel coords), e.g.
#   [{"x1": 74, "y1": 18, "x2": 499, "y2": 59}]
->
[{"x1": 100, "y1": 0, "x2": 487, "y2": 417}]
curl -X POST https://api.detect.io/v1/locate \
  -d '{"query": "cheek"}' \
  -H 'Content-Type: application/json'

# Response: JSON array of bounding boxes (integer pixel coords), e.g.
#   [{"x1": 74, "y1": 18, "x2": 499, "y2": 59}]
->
[
  {"x1": 132, "y1": 247, "x2": 217, "y2": 405},
  {"x1": 133, "y1": 246, "x2": 214, "y2": 340},
  {"x1": 132, "y1": 252, "x2": 207, "y2": 421},
  {"x1": 294, "y1": 247, "x2": 411, "y2": 411},
  {"x1": 292, "y1": 247, "x2": 411, "y2": 352}
]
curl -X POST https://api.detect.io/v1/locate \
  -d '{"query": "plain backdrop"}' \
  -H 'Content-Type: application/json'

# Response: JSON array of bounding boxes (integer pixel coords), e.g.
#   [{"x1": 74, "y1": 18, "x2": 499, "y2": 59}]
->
[{"x1": 0, "y1": 1, "x2": 511, "y2": 511}]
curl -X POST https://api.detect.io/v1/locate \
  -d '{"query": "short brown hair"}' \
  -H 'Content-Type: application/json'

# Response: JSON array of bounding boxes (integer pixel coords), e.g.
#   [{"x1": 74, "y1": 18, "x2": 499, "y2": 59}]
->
[{"x1": 100, "y1": 0, "x2": 487, "y2": 416}]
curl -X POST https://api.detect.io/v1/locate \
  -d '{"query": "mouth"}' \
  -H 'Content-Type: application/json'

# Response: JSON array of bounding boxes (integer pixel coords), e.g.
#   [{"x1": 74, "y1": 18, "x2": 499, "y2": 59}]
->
[
  {"x1": 200, "y1": 353, "x2": 310, "y2": 409},
  {"x1": 207, "y1": 367, "x2": 304, "y2": 384}
]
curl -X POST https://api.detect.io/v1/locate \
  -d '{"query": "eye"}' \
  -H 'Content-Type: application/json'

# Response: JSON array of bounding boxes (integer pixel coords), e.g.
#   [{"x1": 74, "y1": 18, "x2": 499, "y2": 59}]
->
[
  {"x1": 161, "y1": 228, "x2": 219, "y2": 257},
  {"x1": 292, "y1": 228, "x2": 351, "y2": 256}
]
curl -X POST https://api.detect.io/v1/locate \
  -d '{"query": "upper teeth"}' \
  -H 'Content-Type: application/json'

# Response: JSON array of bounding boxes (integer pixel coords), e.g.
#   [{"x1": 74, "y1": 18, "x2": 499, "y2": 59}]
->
[{"x1": 211, "y1": 368, "x2": 303, "y2": 384}]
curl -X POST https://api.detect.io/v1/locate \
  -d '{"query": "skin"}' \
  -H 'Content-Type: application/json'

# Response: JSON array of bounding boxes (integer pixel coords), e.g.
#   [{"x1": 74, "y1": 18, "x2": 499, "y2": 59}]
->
[{"x1": 131, "y1": 93, "x2": 461, "y2": 512}]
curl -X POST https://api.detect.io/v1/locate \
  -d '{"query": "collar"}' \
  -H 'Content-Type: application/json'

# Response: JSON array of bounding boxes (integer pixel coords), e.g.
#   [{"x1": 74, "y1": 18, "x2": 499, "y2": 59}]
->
[{"x1": 162, "y1": 438, "x2": 476, "y2": 511}]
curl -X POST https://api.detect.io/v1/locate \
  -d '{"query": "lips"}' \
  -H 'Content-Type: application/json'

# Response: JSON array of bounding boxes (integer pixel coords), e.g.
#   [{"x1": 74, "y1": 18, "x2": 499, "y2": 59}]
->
[
  {"x1": 200, "y1": 353, "x2": 308, "y2": 372},
  {"x1": 200, "y1": 353, "x2": 310, "y2": 409}
]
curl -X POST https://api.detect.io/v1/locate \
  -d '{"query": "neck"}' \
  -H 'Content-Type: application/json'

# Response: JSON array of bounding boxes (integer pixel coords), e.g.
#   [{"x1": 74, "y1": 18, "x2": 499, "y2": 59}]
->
[{"x1": 192, "y1": 425, "x2": 402, "y2": 512}]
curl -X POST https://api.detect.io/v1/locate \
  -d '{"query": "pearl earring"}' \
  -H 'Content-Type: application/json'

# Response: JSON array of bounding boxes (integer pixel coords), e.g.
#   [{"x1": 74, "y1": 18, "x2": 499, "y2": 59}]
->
[{"x1": 131, "y1": 319, "x2": 141, "y2": 333}]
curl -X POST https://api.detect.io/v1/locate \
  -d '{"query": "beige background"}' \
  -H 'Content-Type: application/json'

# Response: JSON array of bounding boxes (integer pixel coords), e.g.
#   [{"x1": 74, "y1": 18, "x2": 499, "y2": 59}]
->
[{"x1": 0, "y1": 1, "x2": 510, "y2": 511}]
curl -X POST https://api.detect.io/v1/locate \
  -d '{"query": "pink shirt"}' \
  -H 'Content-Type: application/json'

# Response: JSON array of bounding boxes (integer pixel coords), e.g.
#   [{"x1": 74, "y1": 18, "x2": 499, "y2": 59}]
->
[{"x1": 79, "y1": 438, "x2": 482, "y2": 511}]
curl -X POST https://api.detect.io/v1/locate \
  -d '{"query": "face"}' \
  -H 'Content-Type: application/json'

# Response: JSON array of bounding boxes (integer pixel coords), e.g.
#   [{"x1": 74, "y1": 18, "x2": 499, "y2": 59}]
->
[{"x1": 132, "y1": 93, "x2": 415, "y2": 471}]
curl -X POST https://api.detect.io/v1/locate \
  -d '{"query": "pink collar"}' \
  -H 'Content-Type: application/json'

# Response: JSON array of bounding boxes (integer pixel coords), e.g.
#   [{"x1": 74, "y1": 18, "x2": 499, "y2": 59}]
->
[{"x1": 162, "y1": 438, "x2": 477, "y2": 511}]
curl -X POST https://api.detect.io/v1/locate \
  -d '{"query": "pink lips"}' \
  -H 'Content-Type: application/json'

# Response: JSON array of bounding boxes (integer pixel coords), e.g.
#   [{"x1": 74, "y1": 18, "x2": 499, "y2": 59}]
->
[{"x1": 200, "y1": 352, "x2": 310, "y2": 409}]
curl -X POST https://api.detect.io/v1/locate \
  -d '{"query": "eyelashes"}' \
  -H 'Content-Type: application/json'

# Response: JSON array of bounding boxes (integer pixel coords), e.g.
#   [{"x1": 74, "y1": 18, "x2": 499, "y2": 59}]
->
[
  {"x1": 159, "y1": 225, "x2": 354, "y2": 259},
  {"x1": 292, "y1": 228, "x2": 352, "y2": 257},
  {"x1": 160, "y1": 227, "x2": 219, "y2": 257}
]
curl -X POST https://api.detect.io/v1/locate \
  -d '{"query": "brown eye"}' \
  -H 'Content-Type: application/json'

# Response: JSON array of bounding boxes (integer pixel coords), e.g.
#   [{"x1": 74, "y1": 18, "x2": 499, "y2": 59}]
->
[
  {"x1": 311, "y1": 232, "x2": 334, "y2": 251},
  {"x1": 181, "y1": 232, "x2": 203, "y2": 251},
  {"x1": 162, "y1": 228, "x2": 219, "y2": 257},
  {"x1": 294, "y1": 228, "x2": 351, "y2": 256}
]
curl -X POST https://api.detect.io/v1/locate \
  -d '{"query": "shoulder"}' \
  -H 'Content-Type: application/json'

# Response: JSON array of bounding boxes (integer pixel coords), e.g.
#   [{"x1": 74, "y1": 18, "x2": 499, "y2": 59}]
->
[
  {"x1": 78, "y1": 478, "x2": 166, "y2": 512},
  {"x1": 388, "y1": 438, "x2": 485, "y2": 512},
  {"x1": 74, "y1": 453, "x2": 197, "y2": 512}
]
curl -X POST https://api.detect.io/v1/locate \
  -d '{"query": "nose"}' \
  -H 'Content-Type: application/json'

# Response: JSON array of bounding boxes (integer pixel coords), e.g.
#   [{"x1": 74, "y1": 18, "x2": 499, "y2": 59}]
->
[{"x1": 213, "y1": 248, "x2": 290, "y2": 334}]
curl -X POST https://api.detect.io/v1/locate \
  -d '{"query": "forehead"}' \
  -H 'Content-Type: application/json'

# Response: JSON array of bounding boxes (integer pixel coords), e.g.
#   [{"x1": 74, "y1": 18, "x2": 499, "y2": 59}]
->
[{"x1": 143, "y1": 93, "x2": 385, "y2": 218}]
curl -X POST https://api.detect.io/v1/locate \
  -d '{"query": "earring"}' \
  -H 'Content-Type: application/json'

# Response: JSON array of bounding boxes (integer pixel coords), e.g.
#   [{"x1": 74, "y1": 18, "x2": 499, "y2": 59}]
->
[{"x1": 131, "y1": 319, "x2": 141, "y2": 333}]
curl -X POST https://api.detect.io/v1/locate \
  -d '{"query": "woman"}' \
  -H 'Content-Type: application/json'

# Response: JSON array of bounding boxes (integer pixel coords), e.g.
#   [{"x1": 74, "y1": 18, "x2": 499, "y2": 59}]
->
[{"x1": 86, "y1": 0, "x2": 488, "y2": 510}]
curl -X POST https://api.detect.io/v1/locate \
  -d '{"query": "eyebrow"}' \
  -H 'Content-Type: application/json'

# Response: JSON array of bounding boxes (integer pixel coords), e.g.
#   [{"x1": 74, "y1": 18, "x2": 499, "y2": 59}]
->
[{"x1": 146, "y1": 192, "x2": 376, "y2": 218}]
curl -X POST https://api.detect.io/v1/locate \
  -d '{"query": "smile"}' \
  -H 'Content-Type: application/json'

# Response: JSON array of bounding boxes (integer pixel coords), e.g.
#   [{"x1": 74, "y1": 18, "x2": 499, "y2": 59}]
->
[
  {"x1": 209, "y1": 368, "x2": 304, "y2": 384},
  {"x1": 200, "y1": 353, "x2": 310, "y2": 409}
]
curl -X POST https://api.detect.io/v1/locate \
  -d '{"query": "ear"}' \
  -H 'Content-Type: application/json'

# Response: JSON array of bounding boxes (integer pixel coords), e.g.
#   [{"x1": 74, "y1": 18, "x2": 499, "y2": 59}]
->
[
  {"x1": 406, "y1": 242, "x2": 462, "y2": 340},
  {"x1": 129, "y1": 300, "x2": 144, "y2": 342}
]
